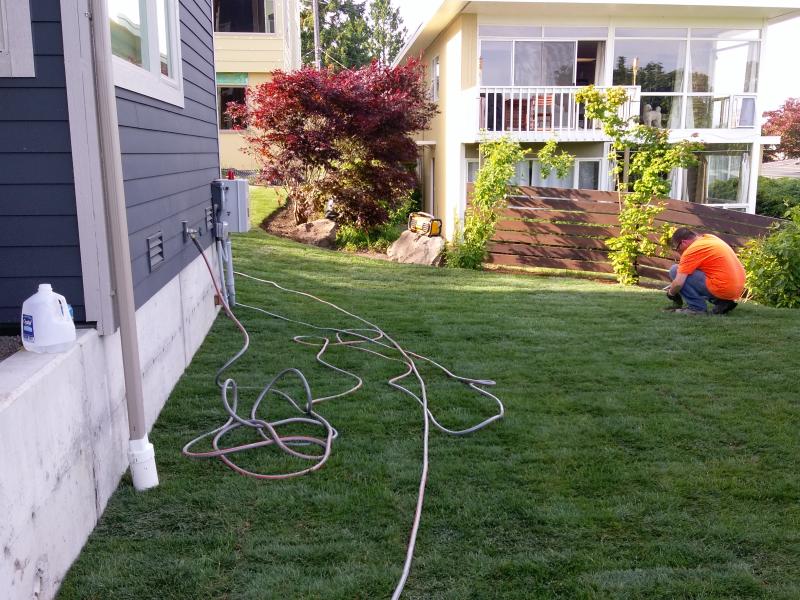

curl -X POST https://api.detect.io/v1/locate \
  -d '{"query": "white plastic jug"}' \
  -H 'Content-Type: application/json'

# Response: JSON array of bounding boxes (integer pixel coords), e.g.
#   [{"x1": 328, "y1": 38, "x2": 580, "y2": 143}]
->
[{"x1": 21, "y1": 283, "x2": 76, "y2": 354}]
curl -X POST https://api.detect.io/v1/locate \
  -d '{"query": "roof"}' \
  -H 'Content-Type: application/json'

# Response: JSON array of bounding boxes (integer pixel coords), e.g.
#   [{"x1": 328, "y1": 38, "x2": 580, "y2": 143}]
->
[
  {"x1": 761, "y1": 159, "x2": 800, "y2": 179},
  {"x1": 394, "y1": 0, "x2": 800, "y2": 66}
]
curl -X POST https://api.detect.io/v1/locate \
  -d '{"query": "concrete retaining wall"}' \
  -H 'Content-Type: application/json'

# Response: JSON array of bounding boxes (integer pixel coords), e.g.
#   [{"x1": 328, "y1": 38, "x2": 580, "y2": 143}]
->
[{"x1": 0, "y1": 248, "x2": 218, "y2": 599}]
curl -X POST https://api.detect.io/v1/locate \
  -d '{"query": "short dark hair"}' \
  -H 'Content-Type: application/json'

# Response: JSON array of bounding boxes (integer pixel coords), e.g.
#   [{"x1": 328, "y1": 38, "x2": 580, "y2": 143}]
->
[{"x1": 670, "y1": 227, "x2": 697, "y2": 249}]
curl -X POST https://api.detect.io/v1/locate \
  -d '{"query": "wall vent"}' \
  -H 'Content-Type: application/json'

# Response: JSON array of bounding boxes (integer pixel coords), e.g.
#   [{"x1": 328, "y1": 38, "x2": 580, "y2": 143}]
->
[
  {"x1": 205, "y1": 206, "x2": 214, "y2": 232},
  {"x1": 147, "y1": 232, "x2": 164, "y2": 272}
]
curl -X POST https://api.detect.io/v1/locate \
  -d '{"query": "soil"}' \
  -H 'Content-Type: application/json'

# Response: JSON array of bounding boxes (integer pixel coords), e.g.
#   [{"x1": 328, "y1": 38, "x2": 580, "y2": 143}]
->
[
  {"x1": 0, "y1": 335, "x2": 22, "y2": 363},
  {"x1": 260, "y1": 204, "x2": 390, "y2": 261}
]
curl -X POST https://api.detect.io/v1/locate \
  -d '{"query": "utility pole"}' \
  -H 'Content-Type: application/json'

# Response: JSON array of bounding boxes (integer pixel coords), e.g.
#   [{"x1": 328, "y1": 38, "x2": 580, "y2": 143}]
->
[{"x1": 312, "y1": 0, "x2": 321, "y2": 69}]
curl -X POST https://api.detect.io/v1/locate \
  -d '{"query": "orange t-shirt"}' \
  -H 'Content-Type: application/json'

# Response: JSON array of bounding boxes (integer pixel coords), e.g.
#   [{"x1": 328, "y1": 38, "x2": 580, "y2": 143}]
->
[{"x1": 678, "y1": 234, "x2": 746, "y2": 300}]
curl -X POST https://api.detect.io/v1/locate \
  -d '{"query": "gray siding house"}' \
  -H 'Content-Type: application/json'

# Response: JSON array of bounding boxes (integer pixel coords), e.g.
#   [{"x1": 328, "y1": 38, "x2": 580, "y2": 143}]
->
[{"x1": 0, "y1": 0, "x2": 221, "y2": 597}]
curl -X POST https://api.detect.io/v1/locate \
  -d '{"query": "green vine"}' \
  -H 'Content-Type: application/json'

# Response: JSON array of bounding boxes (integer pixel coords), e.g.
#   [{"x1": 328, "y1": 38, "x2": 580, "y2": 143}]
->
[
  {"x1": 447, "y1": 136, "x2": 526, "y2": 269},
  {"x1": 575, "y1": 86, "x2": 702, "y2": 284},
  {"x1": 537, "y1": 139, "x2": 575, "y2": 180}
]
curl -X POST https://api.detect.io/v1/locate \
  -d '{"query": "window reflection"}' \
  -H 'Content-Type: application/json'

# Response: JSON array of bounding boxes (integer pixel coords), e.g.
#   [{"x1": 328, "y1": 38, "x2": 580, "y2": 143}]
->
[
  {"x1": 689, "y1": 39, "x2": 758, "y2": 95},
  {"x1": 613, "y1": 39, "x2": 686, "y2": 93},
  {"x1": 110, "y1": 0, "x2": 144, "y2": 67}
]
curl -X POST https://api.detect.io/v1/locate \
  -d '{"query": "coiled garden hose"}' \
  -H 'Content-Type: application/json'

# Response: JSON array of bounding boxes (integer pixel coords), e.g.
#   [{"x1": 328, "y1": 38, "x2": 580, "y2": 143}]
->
[{"x1": 183, "y1": 236, "x2": 504, "y2": 598}]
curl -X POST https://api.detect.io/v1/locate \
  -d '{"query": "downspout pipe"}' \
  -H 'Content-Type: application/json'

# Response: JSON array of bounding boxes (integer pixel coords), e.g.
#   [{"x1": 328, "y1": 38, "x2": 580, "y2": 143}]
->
[{"x1": 89, "y1": 0, "x2": 158, "y2": 491}]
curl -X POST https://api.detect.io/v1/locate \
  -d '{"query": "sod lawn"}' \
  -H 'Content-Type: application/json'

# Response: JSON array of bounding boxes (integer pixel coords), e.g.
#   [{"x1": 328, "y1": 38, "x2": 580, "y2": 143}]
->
[{"x1": 59, "y1": 189, "x2": 800, "y2": 599}]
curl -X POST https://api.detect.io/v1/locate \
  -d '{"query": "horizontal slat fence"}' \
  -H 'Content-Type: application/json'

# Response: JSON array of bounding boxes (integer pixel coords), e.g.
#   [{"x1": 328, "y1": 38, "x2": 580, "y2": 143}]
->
[{"x1": 481, "y1": 186, "x2": 781, "y2": 282}]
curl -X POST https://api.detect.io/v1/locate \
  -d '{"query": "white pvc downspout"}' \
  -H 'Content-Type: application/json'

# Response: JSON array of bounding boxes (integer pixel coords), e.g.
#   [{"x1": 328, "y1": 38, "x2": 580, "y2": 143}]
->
[{"x1": 89, "y1": 0, "x2": 158, "y2": 490}]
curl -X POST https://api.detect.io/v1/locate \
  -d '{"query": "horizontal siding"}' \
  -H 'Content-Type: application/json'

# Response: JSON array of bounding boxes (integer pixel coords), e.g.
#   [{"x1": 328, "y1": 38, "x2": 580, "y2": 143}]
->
[
  {"x1": 118, "y1": 0, "x2": 220, "y2": 309},
  {"x1": 0, "y1": 0, "x2": 85, "y2": 326},
  {"x1": 215, "y1": 34, "x2": 286, "y2": 73}
]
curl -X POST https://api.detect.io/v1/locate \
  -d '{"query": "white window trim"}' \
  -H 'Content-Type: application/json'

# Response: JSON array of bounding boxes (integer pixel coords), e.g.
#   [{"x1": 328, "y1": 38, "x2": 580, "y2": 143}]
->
[
  {"x1": 0, "y1": 0, "x2": 35, "y2": 77},
  {"x1": 112, "y1": 0, "x2": 184, "y2": 107}
]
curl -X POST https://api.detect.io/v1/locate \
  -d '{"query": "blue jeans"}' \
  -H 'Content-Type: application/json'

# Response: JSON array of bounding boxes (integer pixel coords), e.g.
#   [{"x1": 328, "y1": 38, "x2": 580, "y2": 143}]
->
[{"x1": 669, "y1": 265, "x2": 716, "y2": 312}]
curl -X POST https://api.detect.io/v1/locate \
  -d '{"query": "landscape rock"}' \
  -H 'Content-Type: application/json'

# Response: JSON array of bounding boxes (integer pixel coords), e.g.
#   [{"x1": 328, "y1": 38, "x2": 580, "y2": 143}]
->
[
  {"x1": 295, "y1": 219, "x2": 338, "y2": 248},
  {"x1": 387, "y1": 230, "x2": 445, "y2": 266}
]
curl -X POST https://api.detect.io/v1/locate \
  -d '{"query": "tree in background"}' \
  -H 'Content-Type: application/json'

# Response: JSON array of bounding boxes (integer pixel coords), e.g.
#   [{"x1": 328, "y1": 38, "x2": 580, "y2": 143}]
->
[
  {"x1": 301, "y1": 0, "x2": 371, "y2": 68},
  {"x1": 301, "y1": 0, "x2": 406, "y2": 68},
  {"x1": 227, "y1": 60, "x2": 436, "y2": 227},
  {"x1": 763, "y1": 98, "x2": 800, "y2": 161},
  {"x1": 366, "y1": 0, "x2": 406, "y2": 65}
]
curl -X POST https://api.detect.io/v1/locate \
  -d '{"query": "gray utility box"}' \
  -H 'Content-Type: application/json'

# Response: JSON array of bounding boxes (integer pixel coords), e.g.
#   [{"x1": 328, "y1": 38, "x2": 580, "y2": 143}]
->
[{"x1": 211, "y1": 179, "x2": 250, "y2": 235}]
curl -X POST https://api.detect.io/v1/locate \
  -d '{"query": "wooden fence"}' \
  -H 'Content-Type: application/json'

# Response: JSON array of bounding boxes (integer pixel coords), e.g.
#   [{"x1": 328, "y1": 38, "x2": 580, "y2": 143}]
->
[{"x1": 482, "y1": 186, "x2": 781, "y2": 282}]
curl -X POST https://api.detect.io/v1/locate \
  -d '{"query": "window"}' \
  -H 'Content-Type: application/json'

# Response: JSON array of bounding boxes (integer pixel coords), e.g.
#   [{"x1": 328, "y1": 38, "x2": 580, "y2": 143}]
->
[
  {"x1": 681, "y1": 145, "x2": 751, "y2": 206},
  {"x1": 466, "y1": 159, "x2": 479, "y2": 183},
  {"x1": 0, "y1": 0, "x2": 35, "y2": 77},
  {"x1": 214, "y1": 0, "x2": 277, "y2": 34},
  {"x1": 110, "y1": 0, "x2": 183, "y2": 106},
  {"x1": 218, "y1": 87, "x2": 246, "y2": 129},
  {"x1": 613, "y1": 27, "x2": 761, "y2": 130},
  {"x1": 507, "y1": 159, "x2": 602, "y2": 189},
  {"x1": 431, "y1": 56, "x2": 440, "y2": 101}
]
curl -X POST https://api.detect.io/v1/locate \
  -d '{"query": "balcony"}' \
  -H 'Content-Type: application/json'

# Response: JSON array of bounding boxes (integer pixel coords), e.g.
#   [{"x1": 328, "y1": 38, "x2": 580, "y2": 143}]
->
[{"x1": 477, "y1": 85, "x2": 640, "y2": 141}]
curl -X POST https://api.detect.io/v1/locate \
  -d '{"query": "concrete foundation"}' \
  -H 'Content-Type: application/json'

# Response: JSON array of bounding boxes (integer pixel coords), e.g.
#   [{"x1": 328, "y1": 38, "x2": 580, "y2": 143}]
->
[{"x1": 0, "y1": 248, "x2": 218, "y2": 599}]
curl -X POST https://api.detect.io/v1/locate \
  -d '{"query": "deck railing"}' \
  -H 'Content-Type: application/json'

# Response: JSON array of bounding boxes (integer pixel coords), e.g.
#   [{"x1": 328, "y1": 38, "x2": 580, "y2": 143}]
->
[{"x1": 478, "y1": 86, "x2": 640, "y2": 134}]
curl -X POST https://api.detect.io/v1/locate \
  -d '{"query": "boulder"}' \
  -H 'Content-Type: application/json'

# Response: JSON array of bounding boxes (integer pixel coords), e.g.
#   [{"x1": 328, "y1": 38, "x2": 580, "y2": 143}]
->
[
  {"x1": 295, "y1": 219, "x2": 338, "y2": 248},
  {"x1": 387, "y1": 230, "x2": 445, "y2": 266}
]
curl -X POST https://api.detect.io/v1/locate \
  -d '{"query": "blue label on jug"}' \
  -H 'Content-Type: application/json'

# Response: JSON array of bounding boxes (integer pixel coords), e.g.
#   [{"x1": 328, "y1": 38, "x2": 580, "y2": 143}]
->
[{"x1": 22, "y1": 314, "x2": 34, "y2": 341}]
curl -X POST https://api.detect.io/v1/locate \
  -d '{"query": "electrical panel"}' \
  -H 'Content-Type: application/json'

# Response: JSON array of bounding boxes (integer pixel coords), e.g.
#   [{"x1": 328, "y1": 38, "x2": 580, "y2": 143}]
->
[{"x1": 211, "y1": 179, "x2": 250, "y2": 238}]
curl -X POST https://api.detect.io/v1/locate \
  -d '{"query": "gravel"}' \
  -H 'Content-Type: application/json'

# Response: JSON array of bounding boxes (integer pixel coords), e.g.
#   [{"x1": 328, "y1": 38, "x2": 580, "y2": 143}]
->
[{"x1": 0, "y1": 336, "x2": 22, "y2": 362}]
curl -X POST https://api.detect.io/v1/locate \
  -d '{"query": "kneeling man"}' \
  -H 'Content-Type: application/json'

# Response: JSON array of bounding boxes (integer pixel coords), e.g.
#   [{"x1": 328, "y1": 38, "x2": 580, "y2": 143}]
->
[{"x1": 666, "y1": 228, "x2": 745, "y2": 315}]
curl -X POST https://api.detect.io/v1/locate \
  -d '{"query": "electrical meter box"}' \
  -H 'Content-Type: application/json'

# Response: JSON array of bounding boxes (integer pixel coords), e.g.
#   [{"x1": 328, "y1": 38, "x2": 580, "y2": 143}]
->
[{"x1": 211, "y1": 179, "x2": 250, "y2": 235}]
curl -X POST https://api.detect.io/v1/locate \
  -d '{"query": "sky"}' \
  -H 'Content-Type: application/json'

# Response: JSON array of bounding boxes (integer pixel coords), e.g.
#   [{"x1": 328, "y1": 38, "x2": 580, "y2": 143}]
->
[{"x1": 395, "y1": 1, "x2": 800, "y2": 112}]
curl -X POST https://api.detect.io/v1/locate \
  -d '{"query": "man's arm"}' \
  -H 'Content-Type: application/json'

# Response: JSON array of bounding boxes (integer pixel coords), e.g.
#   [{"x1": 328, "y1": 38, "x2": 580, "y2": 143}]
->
[{"x1": 669, "y1": 272, "x2": 688, "y2": 296}]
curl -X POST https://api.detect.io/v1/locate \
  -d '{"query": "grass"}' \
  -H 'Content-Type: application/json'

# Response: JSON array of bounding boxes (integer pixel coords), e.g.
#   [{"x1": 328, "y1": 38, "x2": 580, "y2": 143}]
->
[{"x1": 58, "y1": 191, "x2": 800, "y2": 599}]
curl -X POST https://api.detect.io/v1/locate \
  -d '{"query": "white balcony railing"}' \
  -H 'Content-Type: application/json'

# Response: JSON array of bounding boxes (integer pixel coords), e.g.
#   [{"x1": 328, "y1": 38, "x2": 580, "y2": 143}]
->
[{"x1": 478, "y1": 86, "x2": 640, "y2": 135}]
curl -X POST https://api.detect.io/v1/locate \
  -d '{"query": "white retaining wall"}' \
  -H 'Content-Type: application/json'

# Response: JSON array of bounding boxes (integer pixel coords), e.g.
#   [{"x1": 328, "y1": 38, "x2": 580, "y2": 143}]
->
[{"x1": 0, "y1": 248, "x2": 218, "y2": 599}]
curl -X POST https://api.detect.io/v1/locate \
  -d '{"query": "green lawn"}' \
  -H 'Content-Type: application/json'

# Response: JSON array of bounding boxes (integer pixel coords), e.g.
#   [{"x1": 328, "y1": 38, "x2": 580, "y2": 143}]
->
[{"x1": 59, "y1": 191, "x2": 800, "y2": 599}]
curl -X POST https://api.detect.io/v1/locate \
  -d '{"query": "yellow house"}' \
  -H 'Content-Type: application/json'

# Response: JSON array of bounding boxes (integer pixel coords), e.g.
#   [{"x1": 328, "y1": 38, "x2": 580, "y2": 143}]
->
[
  {"x1": 395, "y1": 0, "x2": 799, "y2": 239},
  {"x1": 214, "y1": 0, "x2": 302, "y2": 172}
]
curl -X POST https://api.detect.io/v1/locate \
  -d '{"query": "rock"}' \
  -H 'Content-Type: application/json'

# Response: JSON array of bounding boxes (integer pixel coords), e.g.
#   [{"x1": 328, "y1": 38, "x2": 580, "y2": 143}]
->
[
  {"x1": 295, "y1": 219, "x2": 338, "y2": 248},
  {"x1": 387, "y1": 230, "x2": 445, "y2": 266}
]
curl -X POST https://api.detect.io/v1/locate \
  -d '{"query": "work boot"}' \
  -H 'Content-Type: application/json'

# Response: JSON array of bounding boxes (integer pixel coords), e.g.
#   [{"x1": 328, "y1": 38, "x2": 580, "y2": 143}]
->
[
  {"x1": 664, "y1": 291, "x2": 683, "y2": 311},
  {"x1": 711, "y1": 300, "x2": 738, "y2": 315}
]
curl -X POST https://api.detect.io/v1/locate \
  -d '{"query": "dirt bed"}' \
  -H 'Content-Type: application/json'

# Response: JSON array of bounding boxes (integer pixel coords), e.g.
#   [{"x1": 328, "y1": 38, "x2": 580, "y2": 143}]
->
[{"x1": 260, "y1": 205, "x2": 390, "y2": 261}]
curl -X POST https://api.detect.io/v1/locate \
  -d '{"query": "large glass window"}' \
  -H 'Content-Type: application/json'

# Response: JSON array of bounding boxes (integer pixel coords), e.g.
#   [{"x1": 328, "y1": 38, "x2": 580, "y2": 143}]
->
[
  {"x1": 689, "y1": 40, "x2": 759, "y2": 95},
  {"x1": 214, "y1": 0, "x2": 276, "y2": 34},
  {"x1": 613, "y1": 39, "x2": 685, "y2": 93},
  {"x1": 682, "y1": 145, "x2": 750, "y2": 205},
  {"x1": 505, "y1": 159, "x2": 602, "y2": 189},
  {"x1": 614, "y1": 27, "x2": 761, "y2": 130},
  {"x1": 481, "y1": 41, "x2": 512, "y2": 86},
  {"x1": 110, "y1": 0, "x2": 183, "y2": 106}
]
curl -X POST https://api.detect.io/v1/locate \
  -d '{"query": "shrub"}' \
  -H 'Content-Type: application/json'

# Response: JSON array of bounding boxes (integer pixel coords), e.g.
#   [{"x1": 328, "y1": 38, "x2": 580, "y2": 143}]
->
[
  {"x1": 335, "y1": 188, "x2": 419, "y2": 253},
  {"x1": 740, "y1": 206, "x2": 800, "y2": 308},
  {"x1": 756, "y1": 176, "x2": 800, "y2": 218},
  {"x1": 229, "y1": 60, "x2": 436, "y2": 227}
]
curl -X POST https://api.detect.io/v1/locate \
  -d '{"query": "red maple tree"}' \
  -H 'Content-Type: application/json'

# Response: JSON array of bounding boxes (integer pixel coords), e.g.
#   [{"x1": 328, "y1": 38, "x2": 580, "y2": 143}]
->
[
  {"x1": 228, "y1": 59, "x2": 436, "y2": 227},
  {"x1": 763, "y1": 98, "x2": 800, "y2": 161}
]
